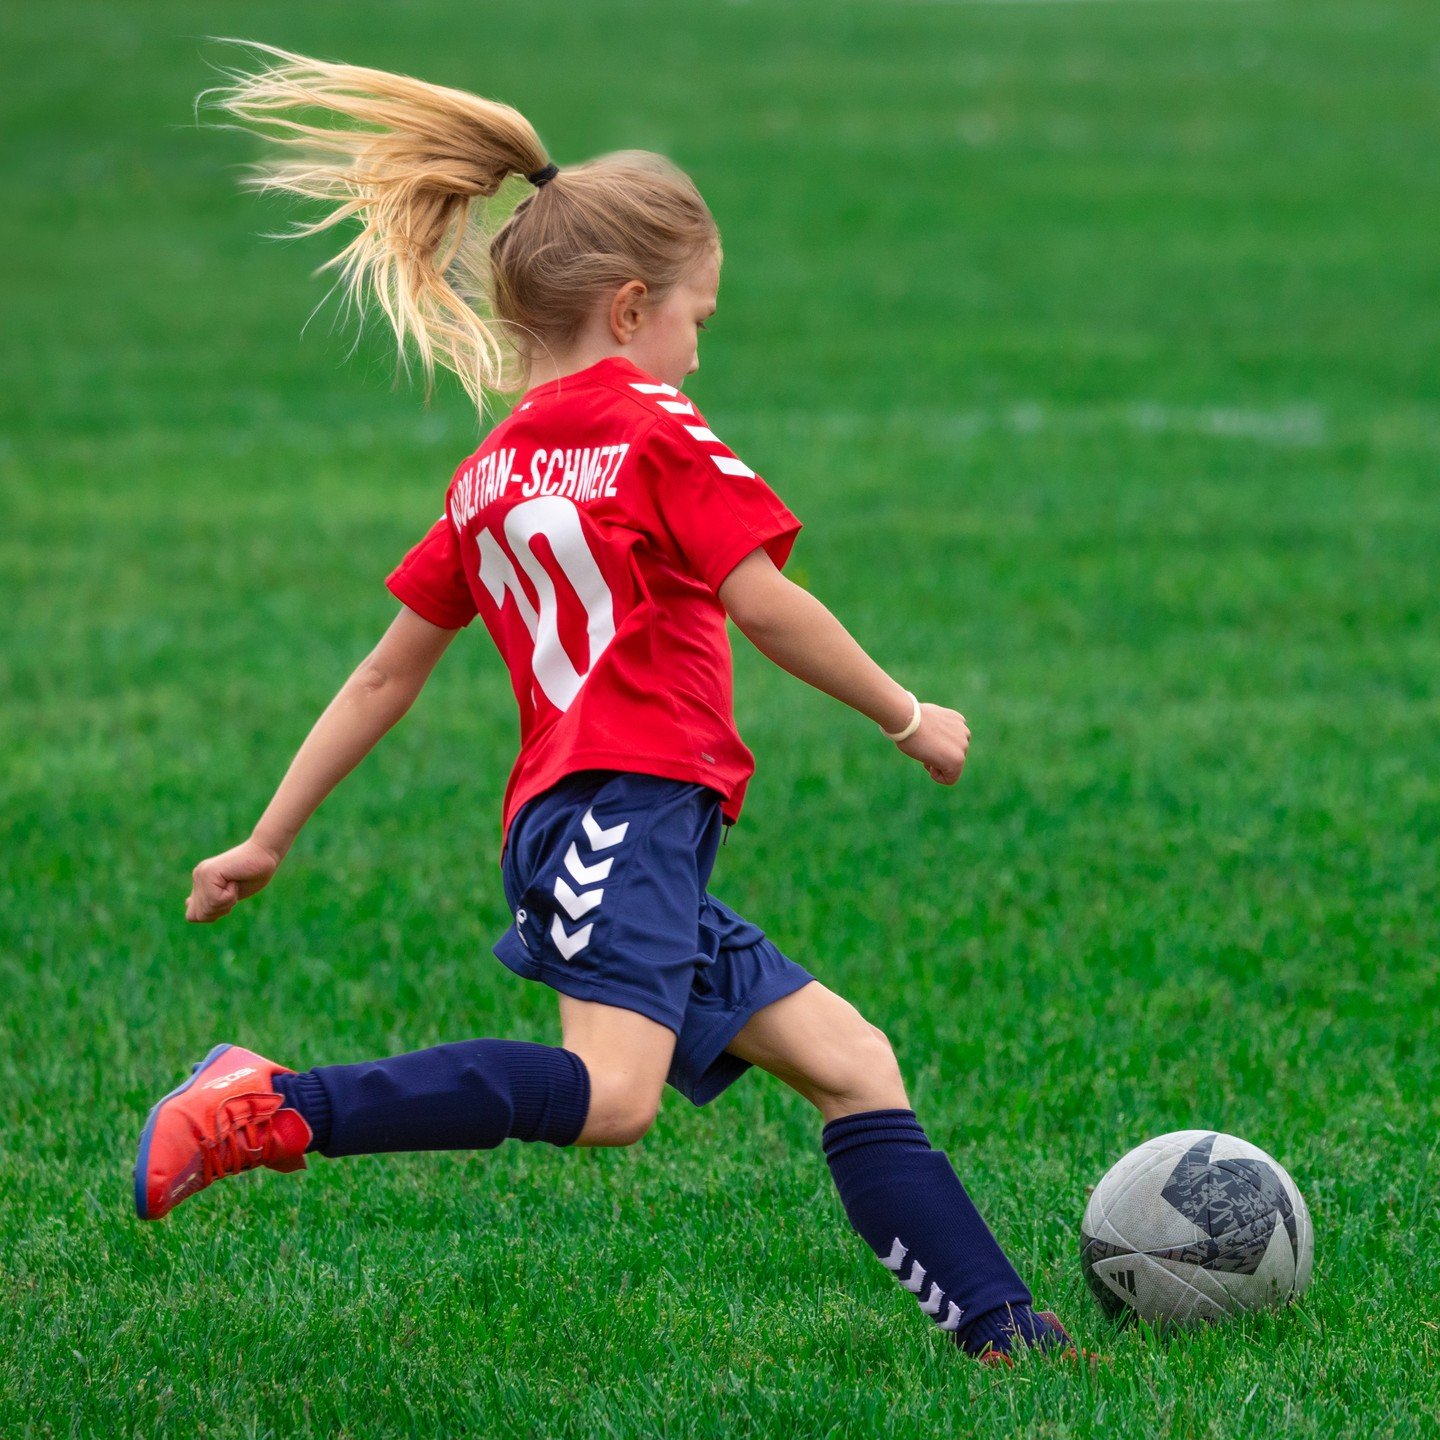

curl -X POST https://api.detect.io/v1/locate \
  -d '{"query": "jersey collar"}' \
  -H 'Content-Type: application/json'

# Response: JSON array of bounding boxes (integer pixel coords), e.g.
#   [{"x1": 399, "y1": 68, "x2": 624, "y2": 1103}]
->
[{"x1": 517, "y1": 355, "x2": 663, "y2": 406}]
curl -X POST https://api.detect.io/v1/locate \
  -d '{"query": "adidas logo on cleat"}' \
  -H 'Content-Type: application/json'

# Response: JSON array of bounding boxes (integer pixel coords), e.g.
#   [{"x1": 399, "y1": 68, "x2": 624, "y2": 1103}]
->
[{"x1": 200, "y1": 1067, "x2": 259, "y2": 1091}]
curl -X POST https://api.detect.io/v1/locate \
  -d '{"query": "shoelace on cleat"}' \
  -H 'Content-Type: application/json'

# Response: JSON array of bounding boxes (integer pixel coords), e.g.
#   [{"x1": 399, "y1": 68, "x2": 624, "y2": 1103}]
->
[{"x1": 198, "y1": 1111, "x2": 273, "y2": 1183}]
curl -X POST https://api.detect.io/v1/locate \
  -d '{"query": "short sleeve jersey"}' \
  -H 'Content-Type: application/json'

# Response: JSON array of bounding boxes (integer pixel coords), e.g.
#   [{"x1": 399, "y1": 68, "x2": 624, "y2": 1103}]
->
[{"x1": 385, "y1": 356, "x2": 802, "y2": 846}]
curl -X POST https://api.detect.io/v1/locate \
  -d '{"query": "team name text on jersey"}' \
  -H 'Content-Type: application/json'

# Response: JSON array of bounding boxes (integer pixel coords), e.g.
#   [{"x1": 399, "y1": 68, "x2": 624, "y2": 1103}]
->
[
  {"x1": 522, "y1": 445, "x2": 629, "y2": 502},
  {"x1": 451, "y1": 448, "x2": 519, "y2": 528}
]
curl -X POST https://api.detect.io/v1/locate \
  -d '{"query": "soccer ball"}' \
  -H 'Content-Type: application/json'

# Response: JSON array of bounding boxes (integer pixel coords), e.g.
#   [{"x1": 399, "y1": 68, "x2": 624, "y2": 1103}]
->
[{"x1": 1080, "y1": 1130, "x2": 1313, "y2": 1326}]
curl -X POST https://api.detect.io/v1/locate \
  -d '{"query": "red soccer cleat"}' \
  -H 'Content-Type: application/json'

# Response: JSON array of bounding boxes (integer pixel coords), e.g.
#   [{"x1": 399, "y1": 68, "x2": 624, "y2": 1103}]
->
[
  {"x1": 1031, "y1": 1312, "x2": 1107, "y2": 1366},
  {"x1": 133, "y1": 1043, "x2": 312, "y2": 1220},
  {"x1": 975, "y1": 1312, "x2": 1101, "y2": 1367},
  {"x1": 977, "y1": 1348, "x2": 1015, "y2": 1368}
]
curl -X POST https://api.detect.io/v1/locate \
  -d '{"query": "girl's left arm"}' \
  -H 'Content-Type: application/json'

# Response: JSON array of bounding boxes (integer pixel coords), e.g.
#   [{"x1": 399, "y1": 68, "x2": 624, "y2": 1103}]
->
[{"x1": 186, "y1": 605, "x2": 459, "y2": 922}]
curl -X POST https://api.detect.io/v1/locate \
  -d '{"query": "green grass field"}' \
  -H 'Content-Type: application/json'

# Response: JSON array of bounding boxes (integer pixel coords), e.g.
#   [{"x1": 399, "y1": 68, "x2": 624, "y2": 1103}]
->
[{"x1": 4, "y1": 1, "x2": 1438, "y2": 1434}]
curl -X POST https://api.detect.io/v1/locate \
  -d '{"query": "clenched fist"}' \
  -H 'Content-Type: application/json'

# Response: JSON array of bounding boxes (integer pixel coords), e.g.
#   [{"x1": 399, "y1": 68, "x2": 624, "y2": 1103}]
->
[
  {"x1": 896, "y1": 704, "x2": 970, "y2": 785},
  {"x1": 186, "y1": 838, "x2": 282, "y2": 923}
]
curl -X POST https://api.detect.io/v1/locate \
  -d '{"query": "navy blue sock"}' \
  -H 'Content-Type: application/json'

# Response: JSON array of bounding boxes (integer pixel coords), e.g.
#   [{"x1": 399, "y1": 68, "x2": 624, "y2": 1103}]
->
[
  {"x1": 822, "y1": 1108, "x2": 1063, "y2": 1357},
  {"x1": 273, "y1": 1040, "x2": 590, "y2": 1157}
]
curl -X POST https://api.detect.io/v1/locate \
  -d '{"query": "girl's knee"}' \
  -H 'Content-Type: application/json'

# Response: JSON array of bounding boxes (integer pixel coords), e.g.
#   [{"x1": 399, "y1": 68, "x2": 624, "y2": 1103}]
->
[
  {"x1": 558, "y1": 999, "x2": 675, "y2": 1147},
  {"x1": 800, "y1": 1003, "x2": 909, "y2": 1116},
  {"x1": 848, "y1": 1022, "x2": 907, "y2": 1103},
  {"x1": 584, "y1": 1106, "x2": 657, "y2": 1148},
  {"x1": 576, "y1": 1069, "x2": 662, "y2": 1147}
]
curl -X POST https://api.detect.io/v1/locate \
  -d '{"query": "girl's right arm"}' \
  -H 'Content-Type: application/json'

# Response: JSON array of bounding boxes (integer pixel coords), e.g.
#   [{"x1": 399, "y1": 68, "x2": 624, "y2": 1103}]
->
[{"x1": 186, "y1": 605, "x2": 461, "y2": 923}]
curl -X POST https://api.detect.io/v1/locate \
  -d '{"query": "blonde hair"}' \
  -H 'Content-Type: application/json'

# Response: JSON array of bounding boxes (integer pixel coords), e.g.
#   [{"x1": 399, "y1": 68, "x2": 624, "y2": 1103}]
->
[{"x1": 206, "y1": 42, "x2": 719, "y2": 412}]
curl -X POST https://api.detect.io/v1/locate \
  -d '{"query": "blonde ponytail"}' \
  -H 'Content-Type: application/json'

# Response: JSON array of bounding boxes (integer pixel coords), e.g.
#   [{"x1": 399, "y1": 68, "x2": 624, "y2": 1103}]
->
[
  {"x1": 207, "y1": 42, "x2": 719, "y2": 414},
  {"x1": 207, "y1": 41, "x2": 547, "y2": 410}
]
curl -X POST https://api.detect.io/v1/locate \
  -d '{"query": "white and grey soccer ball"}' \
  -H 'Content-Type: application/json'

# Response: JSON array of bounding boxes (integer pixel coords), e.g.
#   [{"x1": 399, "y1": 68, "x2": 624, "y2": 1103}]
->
[{"x1": 1081, "y1": 1130, "x2": 1313, "y2": 1326}]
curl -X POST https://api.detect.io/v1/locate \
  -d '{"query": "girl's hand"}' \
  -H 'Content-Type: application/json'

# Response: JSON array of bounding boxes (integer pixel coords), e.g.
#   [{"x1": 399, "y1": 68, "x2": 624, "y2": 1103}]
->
[
  {"x1": 180, "y1": 608, "x2": 456, "y2": 926},
  {"x1": 896, "y1": 704, "x2": 970, "y2": 785},
  {"x1": 185, "y1": 839, "x2": 283, "y2": 923}
]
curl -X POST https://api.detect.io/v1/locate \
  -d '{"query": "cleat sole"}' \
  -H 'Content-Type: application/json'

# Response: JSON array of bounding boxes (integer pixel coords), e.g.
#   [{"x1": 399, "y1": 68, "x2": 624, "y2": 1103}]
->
[{"x1": 133, "y1": 1042, "x2": 233, "y2": 1220}]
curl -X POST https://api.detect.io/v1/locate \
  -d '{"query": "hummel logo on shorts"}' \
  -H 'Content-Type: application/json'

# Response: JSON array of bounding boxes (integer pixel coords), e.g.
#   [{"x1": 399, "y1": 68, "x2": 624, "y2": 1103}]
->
[{"x1": 550, "y1": 807, "x2": 629, "y2": 961}]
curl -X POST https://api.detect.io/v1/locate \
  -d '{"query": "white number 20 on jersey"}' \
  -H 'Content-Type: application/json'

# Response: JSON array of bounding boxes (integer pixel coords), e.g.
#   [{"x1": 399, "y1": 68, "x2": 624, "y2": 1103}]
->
[{"x1": 475, "y1": 496, "x2": 617, "y2": 711}]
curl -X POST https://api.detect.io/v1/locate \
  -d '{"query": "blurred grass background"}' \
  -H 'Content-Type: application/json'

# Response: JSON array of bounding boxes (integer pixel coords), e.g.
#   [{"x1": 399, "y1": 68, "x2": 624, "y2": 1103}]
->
[{"x1": 2, "y1": 1, "x2": 1437, "y2": 1435}]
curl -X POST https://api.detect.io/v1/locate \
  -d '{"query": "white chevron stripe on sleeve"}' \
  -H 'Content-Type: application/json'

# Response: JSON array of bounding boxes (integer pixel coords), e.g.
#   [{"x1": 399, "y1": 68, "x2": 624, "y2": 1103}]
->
[
  {"x1": 938, "y1": 1303, "x2": 963, "y2": 1331},
  {"x1": 553, "y1": 874, "x2": 604, "y2": 920},
  {"x1": 659, "y1": 399, "x2": 695, "y2": 415},
  {"x1": 918, "y1": 1282, "x2": 945, "y2": 1316},
  {"x1": 564, "y1": 842, "x2": 613, "y2": 886},
  {"x1": 880, "y1": 1238, "x2": 908, "y2": 1271},
  {"x1": 901, "y1": 1261, "x2": 928, "y2": 1295},
  {"x1": 550, "y1": 915, "x2": 593, "y2": 960},
  {"x1": 581, "y1": 808, "x2": 629, "y2": 850},
  {"x1": 683, "y1": 425, "x2": 719, "y2": 443},
  {"x1": 630, "y1": 381, "x2": 679, "y2": 396},
  {"x1": 710, "y1": 455, "x2": 755, "y2": 478}
]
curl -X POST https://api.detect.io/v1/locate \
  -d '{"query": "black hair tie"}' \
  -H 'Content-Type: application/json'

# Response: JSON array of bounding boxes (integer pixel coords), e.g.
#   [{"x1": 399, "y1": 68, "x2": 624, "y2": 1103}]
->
[{"x1": 525, "y1": 163, "x2": 559, "y2": 188}]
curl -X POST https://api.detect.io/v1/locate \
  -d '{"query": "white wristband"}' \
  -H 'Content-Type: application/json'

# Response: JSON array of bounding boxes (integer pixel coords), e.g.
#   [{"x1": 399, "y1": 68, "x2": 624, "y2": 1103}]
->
[{"x1": 881, "y1": 691, "x2": 922, "y2": 743}]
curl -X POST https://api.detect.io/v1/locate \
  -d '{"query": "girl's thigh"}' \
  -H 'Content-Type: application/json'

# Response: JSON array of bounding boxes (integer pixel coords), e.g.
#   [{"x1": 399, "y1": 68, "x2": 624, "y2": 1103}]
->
[{"x1": 724, "y1": 981, "x2": 910, "y2": 1120}]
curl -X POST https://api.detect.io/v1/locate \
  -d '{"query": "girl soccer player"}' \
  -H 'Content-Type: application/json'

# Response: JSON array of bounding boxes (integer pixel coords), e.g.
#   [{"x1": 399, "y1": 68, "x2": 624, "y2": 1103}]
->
[{"x1": 134, "y1": 44, "x2": 1074, "y2": 1365}]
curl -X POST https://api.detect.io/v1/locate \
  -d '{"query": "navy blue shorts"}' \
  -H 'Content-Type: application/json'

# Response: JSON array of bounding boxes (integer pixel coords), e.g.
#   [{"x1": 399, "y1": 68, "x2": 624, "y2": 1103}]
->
[{"x1": 493, "y1": 770, "x2": 815, "y2": 1106}]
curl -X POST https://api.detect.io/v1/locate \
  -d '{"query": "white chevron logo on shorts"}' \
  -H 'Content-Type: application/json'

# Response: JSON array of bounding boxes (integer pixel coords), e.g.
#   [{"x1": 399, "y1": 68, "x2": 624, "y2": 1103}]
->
[
  {"x1": 581, "y1": 808, "x2": 629, "y2": 850},
  {"x1": 564, "y1": 841, "x2": 613, "y2": 887},
  {"x1": 548, "y1": 808, "x2": 631, "y2": 961},
  {"x1": 879, "y1": 1237, "x2": 964, "y2": 1332},
  {"x1": 550, "y1": 915, "x2": 593, "y2": 960},
  {"x1": 553, "y1": 874, "x2": 604, "y2": 920}
]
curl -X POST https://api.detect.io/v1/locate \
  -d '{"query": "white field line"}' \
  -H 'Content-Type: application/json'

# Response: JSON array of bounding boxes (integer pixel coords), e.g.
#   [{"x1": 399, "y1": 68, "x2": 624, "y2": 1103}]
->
[
  {"x1": 889, "y1": 0, "x2": 1264, "y2": 8},
  {"x1": 746, "y1": 403, "x2": 1328, "y2": 448}
]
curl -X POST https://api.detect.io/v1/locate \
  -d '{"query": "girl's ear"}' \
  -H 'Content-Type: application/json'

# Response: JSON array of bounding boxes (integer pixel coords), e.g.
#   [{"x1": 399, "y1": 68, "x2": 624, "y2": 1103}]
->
[{"x1": 609, "y1": 280, "x2": 649, "y2": 344}]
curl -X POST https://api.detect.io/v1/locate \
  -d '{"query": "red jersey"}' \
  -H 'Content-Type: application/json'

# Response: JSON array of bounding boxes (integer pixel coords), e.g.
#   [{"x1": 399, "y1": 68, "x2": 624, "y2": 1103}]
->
[{"x1": 385, "y1": 356, "x2": 802, "y2": 845}]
